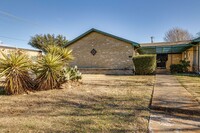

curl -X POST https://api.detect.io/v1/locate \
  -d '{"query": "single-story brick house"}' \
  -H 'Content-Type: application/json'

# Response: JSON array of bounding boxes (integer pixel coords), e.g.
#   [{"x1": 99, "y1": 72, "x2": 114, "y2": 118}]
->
[
  {"x1": 66, "y1": 28, "x2": 200, "y2": 74},
  {"x1": 65, "y1": 28, "x2": 140, "y2": 74}
]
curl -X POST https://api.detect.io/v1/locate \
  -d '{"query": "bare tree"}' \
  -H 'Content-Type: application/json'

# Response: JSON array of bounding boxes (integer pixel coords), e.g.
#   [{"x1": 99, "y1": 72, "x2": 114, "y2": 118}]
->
[
  {"x1": 164, "y1": 27, "x2": 193, "y2": 42},
  {"x1": 196, "y1": 32, "x2": 200, "y2": 38}
]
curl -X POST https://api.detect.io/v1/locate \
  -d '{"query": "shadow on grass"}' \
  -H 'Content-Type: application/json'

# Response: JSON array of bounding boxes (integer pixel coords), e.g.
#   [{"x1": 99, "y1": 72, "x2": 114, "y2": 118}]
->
[
  {"x1": 0, "y1": 90, "x2": 151, "y2": 132},
  {"x1": 0, "y1": 75, "x2": 154, "y2": 132},
  {"x1": 174, "y1": 73, "x2": 200, "y2": 77}
]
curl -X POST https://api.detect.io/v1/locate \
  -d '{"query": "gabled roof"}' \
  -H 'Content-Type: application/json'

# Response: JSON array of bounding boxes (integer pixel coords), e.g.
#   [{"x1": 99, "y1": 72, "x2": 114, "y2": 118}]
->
[{"x1": 65, "y1": 28, "x2": 140, "y2": 47}]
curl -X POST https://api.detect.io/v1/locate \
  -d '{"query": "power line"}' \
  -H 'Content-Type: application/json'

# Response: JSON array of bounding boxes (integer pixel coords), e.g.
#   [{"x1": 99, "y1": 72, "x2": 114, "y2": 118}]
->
[
  {"x1": 0, "y1": 10, "x2": 40, "y2": 26},
  {"x1": 0, "y1": 35, "x2": 28, "y2": 42}
]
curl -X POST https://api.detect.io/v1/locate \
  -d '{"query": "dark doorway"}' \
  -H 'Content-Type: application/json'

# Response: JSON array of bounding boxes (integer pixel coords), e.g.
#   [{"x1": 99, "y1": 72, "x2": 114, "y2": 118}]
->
[{"x1": 157, "y1": 54, "x2": 168, "y2": 68}]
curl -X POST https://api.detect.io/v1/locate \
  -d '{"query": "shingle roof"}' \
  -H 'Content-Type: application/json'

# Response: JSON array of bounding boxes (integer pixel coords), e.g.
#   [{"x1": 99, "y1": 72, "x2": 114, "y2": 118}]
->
[{"x1": 65, "y1": 28, "x2": 140, "y2": 47}]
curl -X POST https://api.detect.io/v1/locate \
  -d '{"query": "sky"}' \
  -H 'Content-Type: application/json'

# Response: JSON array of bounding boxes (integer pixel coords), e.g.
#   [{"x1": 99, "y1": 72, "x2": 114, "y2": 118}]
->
[{"x1": 0, "y1": 0, "x2": 200, "y2": 49}]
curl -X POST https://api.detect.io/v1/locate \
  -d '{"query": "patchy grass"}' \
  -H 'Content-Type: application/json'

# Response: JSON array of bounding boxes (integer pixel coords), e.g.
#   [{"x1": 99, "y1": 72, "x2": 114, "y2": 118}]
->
[
  {"x1": 0, "y1": 74, "x2": 154, "y2": 133},
  {"x1": 176, "y1": 74, "x2": 200, "y2": 103}
]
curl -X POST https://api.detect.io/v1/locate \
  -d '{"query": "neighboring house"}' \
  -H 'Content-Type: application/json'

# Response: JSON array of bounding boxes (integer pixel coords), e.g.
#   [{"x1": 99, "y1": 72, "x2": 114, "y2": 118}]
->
[
  {"x1": 139, "y1": 38, "x2": 200, "y2": 72},
  {"x1": 65, "y1": 28, "x2": 140, "y2": 74},
  {"x1": 0, "y1": 44, "x2": 42, "y2": 62}
]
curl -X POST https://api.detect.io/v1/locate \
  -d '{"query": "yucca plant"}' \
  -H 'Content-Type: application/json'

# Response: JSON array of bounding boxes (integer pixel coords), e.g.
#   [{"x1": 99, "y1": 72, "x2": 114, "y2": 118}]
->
[
  {"x1": 0, "y1": 51, "x2": 34, "y2": 95},
  {"x1": 45, "y1": 45, "x2": 73, "y2": 64},
  {"x1": 35, "y1": 54, "x2": 63, "y2": 90}
]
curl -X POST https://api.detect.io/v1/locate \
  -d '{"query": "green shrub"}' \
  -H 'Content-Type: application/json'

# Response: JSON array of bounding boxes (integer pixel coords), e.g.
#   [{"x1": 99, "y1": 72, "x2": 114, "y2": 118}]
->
[
  {"x1": 170, "y1": 59, "x2": 190, "y2": 73},
  {"x1": 180, "y1": 59, "x2": 190, "y2": 72},
  {"x1": 0, "y1": 51, "x2": 34, "y2": 95},
  {"x1": 133, "y1": 54, "x2": 156, "y2": 75},
  {"x1": 170, "y1": 64, "x2": 183, "y2": 73}
]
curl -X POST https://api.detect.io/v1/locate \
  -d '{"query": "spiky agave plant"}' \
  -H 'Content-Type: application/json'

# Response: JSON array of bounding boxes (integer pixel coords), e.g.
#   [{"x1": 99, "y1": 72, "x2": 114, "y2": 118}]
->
[
  {"x1": 0, "y1": 51, "x2": 34, "y2": 95},
  {"x1": 45, "y1": 45, "x2": 73, "y2": 63},
  {"x1": 35, "y1": 54, "x2": 63, "y2": 90}
]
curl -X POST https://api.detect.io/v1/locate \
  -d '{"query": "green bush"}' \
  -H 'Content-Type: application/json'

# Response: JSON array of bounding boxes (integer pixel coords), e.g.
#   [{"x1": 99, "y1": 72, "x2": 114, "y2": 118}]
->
[
  {"x1": 133, "y1": 54, "x2": 156, "y2": 75},
  {"x1": 180, "y1": 59, "x2": 190, "y2": 72},
  {"x1": 170, "y1": 59, "x2": 190, "y2": 73},
  {"x1": 170, "y1": 64, "x2": 183, "y2": 73}
]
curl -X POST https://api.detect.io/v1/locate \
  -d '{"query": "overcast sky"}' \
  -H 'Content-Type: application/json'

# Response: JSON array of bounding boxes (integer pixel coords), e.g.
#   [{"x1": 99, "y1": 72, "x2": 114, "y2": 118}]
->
[{"x1": 0, "y1": 0, "x2": 200, "y2": 49}]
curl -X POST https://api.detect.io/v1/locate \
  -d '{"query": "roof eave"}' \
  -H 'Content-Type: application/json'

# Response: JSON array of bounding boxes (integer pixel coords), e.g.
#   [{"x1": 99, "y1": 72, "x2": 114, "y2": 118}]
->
[{"x1": 65, "y1": 28, "x2": 140, "y2": 48}]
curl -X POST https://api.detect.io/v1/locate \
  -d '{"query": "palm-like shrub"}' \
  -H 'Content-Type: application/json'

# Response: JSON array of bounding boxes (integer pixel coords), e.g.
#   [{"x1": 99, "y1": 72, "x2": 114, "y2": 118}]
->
[
  {"x1": 0, "y1": 51, "x2": 33, "y2": 95},
  {"x1": 34, "y1": 45, "x2": 74, "y2": 90},
  {"x1": 35, "y1": 54, "x2": 63, "y2": 90},
  {"x1": 45, "y1": 45, "x2": 73, "y2": 63}
]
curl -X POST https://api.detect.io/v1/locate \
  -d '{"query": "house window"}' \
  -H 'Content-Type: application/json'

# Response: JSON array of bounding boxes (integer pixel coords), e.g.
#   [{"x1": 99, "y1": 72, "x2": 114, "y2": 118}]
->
[{"x1": 91, "y1": 49, "x2": 97, "y2": 56}]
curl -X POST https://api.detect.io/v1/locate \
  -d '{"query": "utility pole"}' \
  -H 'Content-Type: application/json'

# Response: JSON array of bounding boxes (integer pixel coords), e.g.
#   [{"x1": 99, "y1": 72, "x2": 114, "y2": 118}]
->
[{"x1": 151, "y1": 36, "x2": 154, "y2": 43}]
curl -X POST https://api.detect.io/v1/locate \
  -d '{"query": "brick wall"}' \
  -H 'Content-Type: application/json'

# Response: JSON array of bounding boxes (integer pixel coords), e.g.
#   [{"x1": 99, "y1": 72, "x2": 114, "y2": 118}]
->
[
  {"x1": 166, "y1": 48, "x2": 195, "y2": 72},
  {"x1": 166, "y1": 54, "x2": 182, "y2": 70},
  {"x1": 67, "y1": 32, "x2": 134, "y2": 71}
]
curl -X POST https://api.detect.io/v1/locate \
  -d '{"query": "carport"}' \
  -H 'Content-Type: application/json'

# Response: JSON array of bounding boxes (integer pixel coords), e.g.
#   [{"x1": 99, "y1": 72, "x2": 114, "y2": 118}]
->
[{"x1": 138, "y1": 43, "x2": 195, "y2": 69}]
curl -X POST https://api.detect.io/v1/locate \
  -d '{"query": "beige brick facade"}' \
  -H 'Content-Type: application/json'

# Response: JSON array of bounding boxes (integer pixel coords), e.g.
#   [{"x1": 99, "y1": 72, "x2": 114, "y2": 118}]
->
[
  {"x1": 67, "y1": 32, "x2": 135, "y2": 72},
  {"x1": 166, "y1": 46, "x2": 200, "y2": 72},
  {"x1": 186, "y1": 44, "x2": 200, "y2": 72},
  {"x1": 166, "y1": 54, "x2": 182, "y2": 70}
]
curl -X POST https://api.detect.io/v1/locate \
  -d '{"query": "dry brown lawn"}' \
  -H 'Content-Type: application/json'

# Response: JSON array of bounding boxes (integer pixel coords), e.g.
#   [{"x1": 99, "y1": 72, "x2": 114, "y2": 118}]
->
[
  {"x1": 0, "y1": 74, "x2": 154, "y2": 133},
  {"x1": 176, "y1": 74, "x2": 200, "y2": 103}
]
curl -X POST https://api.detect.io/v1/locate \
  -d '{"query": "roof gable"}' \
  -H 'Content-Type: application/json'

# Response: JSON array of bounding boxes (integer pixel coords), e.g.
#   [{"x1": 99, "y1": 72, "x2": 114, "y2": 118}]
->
[{"x1": 65, "y1": 28, "x2": 140, "y2": 47}]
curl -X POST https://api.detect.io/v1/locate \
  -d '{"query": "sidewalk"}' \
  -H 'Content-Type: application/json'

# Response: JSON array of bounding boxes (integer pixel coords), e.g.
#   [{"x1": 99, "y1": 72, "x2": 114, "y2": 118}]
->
[{"x1": 149, "y1": 74, "x2": 200, "y2": 133}]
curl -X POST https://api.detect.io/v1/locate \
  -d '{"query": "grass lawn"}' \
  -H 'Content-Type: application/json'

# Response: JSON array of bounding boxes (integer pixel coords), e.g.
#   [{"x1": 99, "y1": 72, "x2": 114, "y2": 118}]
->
[
  {"x1": 0, "y1": 74, "x2": 154, "y2": 133},
  {"x1": 176, "y1": 74, "x2": 200, "y2": 103}
]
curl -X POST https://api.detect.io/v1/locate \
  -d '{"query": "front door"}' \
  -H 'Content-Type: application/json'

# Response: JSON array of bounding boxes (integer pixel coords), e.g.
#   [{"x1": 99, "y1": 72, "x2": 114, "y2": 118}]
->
[{"x1": 157, "y1": 54, "x2": 168, "y2": 69}]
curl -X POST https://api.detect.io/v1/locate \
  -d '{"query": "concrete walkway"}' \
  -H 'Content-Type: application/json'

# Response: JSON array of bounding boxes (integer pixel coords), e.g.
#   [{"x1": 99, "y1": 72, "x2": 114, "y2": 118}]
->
[{"x1": 149, "y1": 74, "x2": 200, "y2": 133}]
